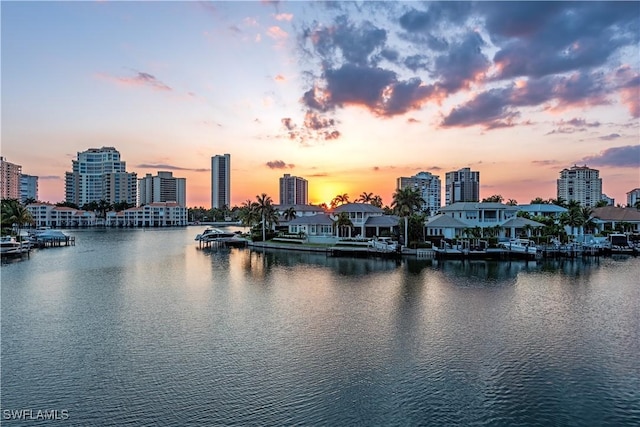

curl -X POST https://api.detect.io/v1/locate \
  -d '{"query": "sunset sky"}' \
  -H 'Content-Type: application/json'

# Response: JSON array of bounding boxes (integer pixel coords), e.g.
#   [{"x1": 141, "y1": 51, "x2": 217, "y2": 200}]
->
[{"x1": 2, "y1": 1, "x2": 639, "y2": 208}]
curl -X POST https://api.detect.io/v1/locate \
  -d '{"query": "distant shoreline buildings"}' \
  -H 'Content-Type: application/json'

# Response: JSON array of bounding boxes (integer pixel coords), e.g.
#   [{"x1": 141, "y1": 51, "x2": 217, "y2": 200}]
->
[
  {"x1": 2, "y1": 148, "x2": 637, "y2": 216},
  {"x1": 64, "y1": 147, "x2": 137, "y2": 207},
  {"x1": 279, "y1": 173, "x2": 308, "y2": 206},
  {"x1": 557, "y1": 165, "x2": 603, "y2": 207},
  {"x1": 211, "y1": 154, "x2": 230, "y2": 209}
]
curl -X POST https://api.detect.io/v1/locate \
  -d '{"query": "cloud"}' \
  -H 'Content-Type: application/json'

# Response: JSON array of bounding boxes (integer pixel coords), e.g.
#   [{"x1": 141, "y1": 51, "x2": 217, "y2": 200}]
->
[
  {"x1": 266, "y1": 26, "x2": 287, "y2": 40},
  {"x1": 280, "y1": 111, "x2": 340, "y2": 144},
  {"x1": 546, "y1": 117, "x2": 601, "y2": 134},
  {"x1": 97, "y1": 70, "x2": 172, "y2": 92},
  {"x1": 136, "y1": 164, "x2": 208, "y2": 172},
  {"x1": 266, "y1": 160, "x2": 294, "y2": 169},
  {"x1": 599, "y1": 133, "x2": 621, "y2": 141},
  {"x1": 273, "y1": 13, "x2": 293, "y2": 22},
  {"x1": 580, "y1": 145, "x2": 640, "y2": 168},
  {"x1": 482, "y1": 2, "x2": 640, "y2": 80},
  {"x1": 274, "y1": 74, "x2": 285, "y2": 82},
  {"x1": 292, "y1": 1, "x2": 639, "y2": 134},
  {"x1": 532, "y1": 160, "x2": 562, "y2": 166},
  {"x1": 442, "y1": 71, "x2": 611, "y2": 129}
]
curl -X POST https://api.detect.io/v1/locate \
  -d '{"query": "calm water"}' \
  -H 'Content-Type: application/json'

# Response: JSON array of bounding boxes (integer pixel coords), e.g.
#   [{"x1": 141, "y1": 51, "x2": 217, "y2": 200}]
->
[{"x1": 2, "y1": 227, "x2": 639, "y2": 426}]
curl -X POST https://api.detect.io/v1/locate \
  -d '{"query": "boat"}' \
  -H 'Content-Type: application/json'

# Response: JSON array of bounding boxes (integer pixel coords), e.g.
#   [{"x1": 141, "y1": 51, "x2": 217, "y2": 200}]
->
[
  {"x1": 195, "y1": 228, "x2": 237, "y2": 242},
  {"x1": 0, "y1": 236, "x2": 30, "y2": 256},
  {"x1": 606, "y1": 233, "x2": 634, "y2": 255},
  {"x1": 499, "y1": 238, "x2": 537, "y2": 256},
  {"x1": 368, "y1": 236, "x2": 398, "y2": 253}
]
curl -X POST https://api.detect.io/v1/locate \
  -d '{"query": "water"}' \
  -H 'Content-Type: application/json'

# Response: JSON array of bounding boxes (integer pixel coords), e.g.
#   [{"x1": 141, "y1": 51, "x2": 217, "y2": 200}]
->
[{"x1": 2, "y1": 227, "x2": 639, "y2": 426}]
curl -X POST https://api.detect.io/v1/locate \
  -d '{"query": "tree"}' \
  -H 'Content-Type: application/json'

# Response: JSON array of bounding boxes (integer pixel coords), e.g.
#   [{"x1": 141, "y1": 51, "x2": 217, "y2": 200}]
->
[
  {"x1": 112, "y1": 201, "x2": 134, "y2": 212},
  {"x1": 482, "y1": 194, "x2": 504, "y2": 203},
  {"x1": 391, "y1": 187, "x2": 424, "y2": 246},
  {"x1": 283, "y1": 206, "x2": 297, "y2": 222},
  {"x1": 530, "y1": 197, "x2": 548, "y2": 205},
  {"x1": 595, "y1": 200, "x2": 609, "y2": 208},
  {"x1": 238, "y1": 199, "x2": 259, "y2": 230},
  {"x1": 1, "y1": 199, "x2": 34, "y2": 237},
  {"x1": 371, "y1": 195, "x2": 383, "y2": 208},
  {"x1": 256, "y1": 193, "x2": 273, "y2": 242},
  {"x1": 330, "y1": 193, "x2": 350, "y2": 208},
  {"x1": 635, "y1": 200, "x2": 640, "y2": 210},
  {"x1": 334, "y1": 212, "x2": 353, "y2": 238},
  {"x1": 97, "y1": 199, "x2": 113, "y2": 219},
  {"x1": 23, "y1": 197, "x2": 37, "y2": 206},
  {"x1": 548, "y1": 197, "x2": 567, "y2": 208},
  {"x1": 506, "y1": 199, "x2": 518, "y2": 206},
  {"x1": 356, "y1": 192, "x2": 374, "y2": 203}
]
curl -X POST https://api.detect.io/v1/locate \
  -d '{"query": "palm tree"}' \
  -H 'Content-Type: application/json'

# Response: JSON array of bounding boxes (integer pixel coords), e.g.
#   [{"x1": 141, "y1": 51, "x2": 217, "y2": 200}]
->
[
  {"x1": 255, "y1": 193, "x2": 273, "y2": 241},
  {"x1": 506, "y1": 199, "x2": 518, "y2": 206},
  {"x1": 391, "y1": 187, "x2": 424, "y2": 247},
  {"x1": 238, "y1": 199, "x2": 259, "y2": 230},
  {"x1": 481, "y1": 194, "x2": 504, "y2": 203},
  {"x1": 371, "y1": 195, "x2": 383, "y2": 208},
  {"x1": 97, "y1": 199, "x2": 113, "y2": 219},
  {"x1": 334, "y1": 212, "x2": 353, "y2": 238},
  {"x1": 356, "y1": 192, "x2": 374, "y2": 203},
  {"x1": 1, "y1": 199, "x2": 33, "y2": 238},
  {"x1": 283, "y1": 207, "x2": 297, "y2": 222},
  {"x1": 530, "y1": 197, "x2": 548, "y2": 205},
  {"x1": 330, "y1": 193, "x2": 349, "y2": 208}
]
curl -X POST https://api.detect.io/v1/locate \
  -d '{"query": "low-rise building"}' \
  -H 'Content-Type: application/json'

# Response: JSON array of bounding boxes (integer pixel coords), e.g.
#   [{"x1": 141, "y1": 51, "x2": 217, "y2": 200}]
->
[
  {"x1": 26, "y1": 203, "x2": 97, "y2": 228},
  {"x1": 106, "y1": 202, "x2": 187, "y2": 227},
  {"x1": 426, "y1": 202, "x2": 544, "y2": 238}
]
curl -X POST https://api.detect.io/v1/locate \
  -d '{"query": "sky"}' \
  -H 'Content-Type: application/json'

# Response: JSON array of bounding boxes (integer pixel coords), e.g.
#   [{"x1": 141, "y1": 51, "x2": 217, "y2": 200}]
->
[{"x1": 2, "y1": 1, "x2": 639, "y2": 208}]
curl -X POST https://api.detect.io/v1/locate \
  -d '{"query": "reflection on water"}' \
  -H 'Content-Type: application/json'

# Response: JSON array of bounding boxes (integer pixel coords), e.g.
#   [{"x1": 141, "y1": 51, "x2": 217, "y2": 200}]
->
[{"x1": 2, "y1": 228, "x2": 639, "y2": 426}]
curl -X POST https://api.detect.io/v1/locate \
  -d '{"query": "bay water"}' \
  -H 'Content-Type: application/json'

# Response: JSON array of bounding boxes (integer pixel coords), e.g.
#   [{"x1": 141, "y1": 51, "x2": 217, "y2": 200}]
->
[{"x1": 2, "y1": 227, "x2": 639, "y2": 426}]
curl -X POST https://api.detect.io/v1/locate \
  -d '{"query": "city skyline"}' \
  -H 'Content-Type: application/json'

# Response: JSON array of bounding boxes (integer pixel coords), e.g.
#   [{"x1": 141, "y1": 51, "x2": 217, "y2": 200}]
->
[{"x1": 2, "y1": 1, "x2": 639, "y2": 207}]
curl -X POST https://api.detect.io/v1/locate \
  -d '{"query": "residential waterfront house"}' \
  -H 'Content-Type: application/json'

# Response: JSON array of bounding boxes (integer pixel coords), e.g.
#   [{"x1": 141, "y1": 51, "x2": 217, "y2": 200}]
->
[
  {"x1": 426, "y1": 202, "x2": 544, "y2": 239},
  {"x1": 106, "y1": 202, "x2": 187, "y2": 227},
  {"x1": 517, "y1": 204, "x2": 568, "y2": 220},
  {"x1": 331, "y1": 203, "x2": 400, "y2": 238},
  {"x1": 26, "y1": 203, "x2": 97, "y2": 228},
  {"x1": 286, "y1": 214, "x2": 335, "y2": 243},
  {"x1": 591, "y1": 206, "x2": 640, "y2": 233}
]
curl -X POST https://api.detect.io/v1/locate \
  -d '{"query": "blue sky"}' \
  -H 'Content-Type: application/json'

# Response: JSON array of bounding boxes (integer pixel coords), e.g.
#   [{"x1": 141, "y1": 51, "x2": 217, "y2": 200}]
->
[{"x1": 2, "y1": 1, "x2": 639, "y2": 207}]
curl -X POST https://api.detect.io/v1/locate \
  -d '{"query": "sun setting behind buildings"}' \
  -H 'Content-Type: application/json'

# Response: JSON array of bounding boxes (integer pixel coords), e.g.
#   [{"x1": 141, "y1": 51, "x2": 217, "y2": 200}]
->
[{"x1": 1, "y1": 1, "x2": 638, "y2": 208}]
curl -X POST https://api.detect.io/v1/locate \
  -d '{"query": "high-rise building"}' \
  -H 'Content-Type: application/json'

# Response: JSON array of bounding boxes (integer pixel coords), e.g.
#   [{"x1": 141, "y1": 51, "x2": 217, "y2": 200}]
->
[
  {"x1": 397, "y1": 171, "x2": 441, "y2": 215},
  {"x1": 1, "y1": 156, "x2": 22, "y2": 200},
  {"x1": 211, "y1": 154, "x2": 230, "y2": 209},
  {"x1": 139, "y1": 171, "x2": 186, "y2": 207},
  {"x1": 627, "y1": 188, "x2": 640, "y2": 207},
  {"x1": 445, "y1": 167, "x2": 479, "y2": 205},
  {"x1": 65, "y1": 147, "x2": 137, "y2": 206},
  {"x1": 20, "y1": 174, "x2": 38, "y2": 203},
  {"x1": 279, "y1": 174, "x2": 308, "y2": 205},
  {"x1": 557, "y1": 165, "x2": 602, "y2": 207}
]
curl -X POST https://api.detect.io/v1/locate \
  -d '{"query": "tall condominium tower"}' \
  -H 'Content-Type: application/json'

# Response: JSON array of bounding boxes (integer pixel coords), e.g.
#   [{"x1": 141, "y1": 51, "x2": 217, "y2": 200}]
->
[
  {"x1": 65, "y1": 147, "x2": 137, "y2": 206},
  {"x1": 279, "y1": 174, "x2": 308, "y2": 205},
  {"x1": 20, "y1": 174, "x2": 39, "y2": 203},
  {"x1": 445, "y1": 167, "x2": 480, "y2": 205},
  {"x1": 0, "y1": 156, "x2": 22, "y2": 200},
  {"x1": 139, "y1": 171, "x2": 187, "y2": 207},
  {"x1": 211, "y1": 154, "x2": 230, "y2": 209},
  {"x1": 557, "y1": 165, "x2": 602, "y2": 207},
  {"x1": 627, "y1": 188, "x2": 640, "y2": 208},
  {"x1": 397, "y1": 171, "x2": 441, "y2": 215}
]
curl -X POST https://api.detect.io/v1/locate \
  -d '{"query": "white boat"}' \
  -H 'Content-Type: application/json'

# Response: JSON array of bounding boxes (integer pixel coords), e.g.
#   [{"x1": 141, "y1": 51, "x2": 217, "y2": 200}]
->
[
  {"x1": 195, "y1": 228, "x2": 238, "y2": 242},
  {"x1": 500, "y1": 238, "x2": 537, "y2": 255},
  {"x1": 0, "y1": 236, "x2": 30, "y2": 256},
  {"x1": 33, "y1": 229, "x2": 69, "y2": 242},
  {"x1": 368, "y1": 237, "x2": 398, "y2": 253}
]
